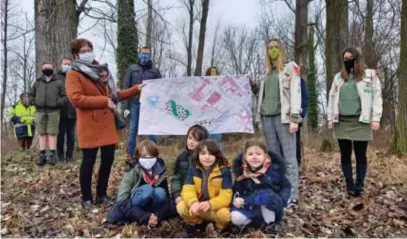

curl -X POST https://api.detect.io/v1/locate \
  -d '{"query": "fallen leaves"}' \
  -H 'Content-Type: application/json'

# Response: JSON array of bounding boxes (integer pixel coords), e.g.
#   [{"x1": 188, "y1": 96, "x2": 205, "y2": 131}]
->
[{"x1": 1, "y1": 148, "x2": 406, "y2": 238}]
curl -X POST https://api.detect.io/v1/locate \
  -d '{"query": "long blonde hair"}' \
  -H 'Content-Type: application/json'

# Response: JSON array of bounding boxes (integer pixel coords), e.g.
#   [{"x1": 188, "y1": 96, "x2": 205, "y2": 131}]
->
[{"x1": 265, "y1": 38, "x2": 286, "y2": 73}]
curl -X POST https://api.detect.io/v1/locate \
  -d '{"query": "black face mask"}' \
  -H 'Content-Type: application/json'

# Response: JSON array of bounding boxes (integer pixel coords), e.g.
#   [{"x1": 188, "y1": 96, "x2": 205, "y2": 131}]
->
[
  {"x1": 42, "y1": 68, "x2": 54, "y2": 76},
  {"x1": 344, "y1": 59, "x2": 355, "y2": 73}
]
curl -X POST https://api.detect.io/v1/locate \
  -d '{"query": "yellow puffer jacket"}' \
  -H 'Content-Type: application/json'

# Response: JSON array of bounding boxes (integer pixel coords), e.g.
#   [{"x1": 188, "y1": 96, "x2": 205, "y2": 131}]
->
[
  {"x1": 181, "y1": 164, "x2": 233, "y2": 211},
  {"x1": 8, "y1": 100, "x2": 36, "y2": 138}
]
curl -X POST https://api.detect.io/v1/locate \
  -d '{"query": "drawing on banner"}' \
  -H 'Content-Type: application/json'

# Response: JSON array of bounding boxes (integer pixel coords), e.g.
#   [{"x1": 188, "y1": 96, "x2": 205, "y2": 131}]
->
[{"x1": 138, "y1": 75, "x2": 254, "y2": 135}]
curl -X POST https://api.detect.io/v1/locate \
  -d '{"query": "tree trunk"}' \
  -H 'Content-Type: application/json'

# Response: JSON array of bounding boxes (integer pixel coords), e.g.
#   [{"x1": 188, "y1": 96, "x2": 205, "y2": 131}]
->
[
  {"x1": 391, "y1": 0, "x2": 407, "y2": 156},
  {"x1": 325, "y1": 0, "x2": 348, "y2": 101},
  {"x1": 294, "y1": 0, "x2": 309, "y2": 79},
  {"x1": 186, "y1": 0, "x2": 195, "y2": 76},
  {"x1": 194, "y1": 0, "x2": 210, "y2": 76},
  {"x1": 1, "y1": 0, "x2": 9, "y2": 134},
  {"x1": 146, "y1": 0, "x2": 153, "y2": 48},
  {"x1": 34, "y1": 0, "x2": 78, "y2": 76},
  {"x1": 307, "y1": 25, "x2": 318, "y2": 131},
  {"x1": 364, "y1": 0, "x2": 375, "y2": 68},
  {"x1": 117, "y1": 0, "x2": 138, "y2": 113}
]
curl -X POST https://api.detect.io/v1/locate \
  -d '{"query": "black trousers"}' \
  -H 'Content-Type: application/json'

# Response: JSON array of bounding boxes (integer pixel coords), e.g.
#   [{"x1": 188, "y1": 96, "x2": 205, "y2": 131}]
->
[
  {"x1": 337, "y1": 139, "x2": 368, "y2": 186},
  {"x1": 296, "y1": 128, "x2": 301, "y2": 166},
  {"x1": 80, "y1": 144, "x2": 116, "y2": 202},
  {"x1": 57, "y1": 118, "x2": 76, "y2": 159}
]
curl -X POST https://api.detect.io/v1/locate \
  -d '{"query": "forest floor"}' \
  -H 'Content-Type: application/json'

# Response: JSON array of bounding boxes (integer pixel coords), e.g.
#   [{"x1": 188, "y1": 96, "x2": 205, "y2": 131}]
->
[{"x1": 1, "y1": 133, "x2": 407, "y2": 238}]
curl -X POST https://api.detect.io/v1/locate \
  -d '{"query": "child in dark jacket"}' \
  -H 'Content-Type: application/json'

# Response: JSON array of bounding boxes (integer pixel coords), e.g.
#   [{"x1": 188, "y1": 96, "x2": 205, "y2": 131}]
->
[
  {"x1": 231, "y1": 139, "x2": 291, "y2": 227},
  {"x1": 171, "y1": 125, "x2": 209, "y2": 207},
  {"x1": 107, "y1": 140, "x2": 170, "y2": 226}
]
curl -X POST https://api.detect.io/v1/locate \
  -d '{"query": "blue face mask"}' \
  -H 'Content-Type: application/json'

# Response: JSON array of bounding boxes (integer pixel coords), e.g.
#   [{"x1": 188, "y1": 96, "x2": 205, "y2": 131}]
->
[
  {"x1": 62, "y1": 65, "x2": 72, "y2": 73},
  {"x1": 139, "y1": 53, "x2": 150, "y2": 64}
]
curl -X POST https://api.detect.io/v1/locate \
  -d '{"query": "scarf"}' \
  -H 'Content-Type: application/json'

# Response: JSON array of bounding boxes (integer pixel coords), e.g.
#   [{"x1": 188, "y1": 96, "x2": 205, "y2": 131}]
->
[
  {"x1": 72, "y1": 59, "x2": 120, "y2": 102},
  {"x1": 235, "y1": 155, "x2": 272, "y2": 184}
]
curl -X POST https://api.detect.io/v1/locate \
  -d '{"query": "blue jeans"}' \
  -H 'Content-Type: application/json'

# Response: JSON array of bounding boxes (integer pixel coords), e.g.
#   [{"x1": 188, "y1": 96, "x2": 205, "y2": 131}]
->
[
  {"x1": 127, "y1": 103, "x2": 158, "y2": 157},
  {"x1": 209, "y1": 133, "x2": 222, "y2": 148},
  {"x1": 131, "y1": 184, "x2": 167, "y2": 208}
]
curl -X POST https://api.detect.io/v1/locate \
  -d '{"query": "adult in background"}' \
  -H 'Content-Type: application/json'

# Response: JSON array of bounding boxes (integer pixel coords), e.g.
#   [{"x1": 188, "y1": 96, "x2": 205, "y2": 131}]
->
[
  {"x1": 56, "y1": 57, "x2": 76, "y2": 162},
  {"x1": 297, "y1": 78, "x2": 309, "y2": 171},
  {"x1": 29, "y1": 62, "x2": 66, "y2": 166},
  {"x1": 8, "y1": 92, "x2": 36, "y2": 151},
  {"x1": 205, "y1": 66, "x2": 223, "y2": 148},
  {"x1": 253, "y1": 38, "x2": 302, "y2": 208},
  {"x1": 123, "y1": 46, "x2": 161, "y2": 161},
  {"x1": 327, "y1": 47, "x2": 382, "y2": 197},
  {"x1": 66, "y1": 38, "x2": 145, "y2": 209}
]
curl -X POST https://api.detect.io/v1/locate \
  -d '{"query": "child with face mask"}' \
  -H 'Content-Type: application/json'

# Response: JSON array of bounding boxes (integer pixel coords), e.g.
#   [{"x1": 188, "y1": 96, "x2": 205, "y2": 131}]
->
[
  {"x1": 107, "y1": 140, "x2": 170, "y2": 226},
  {"x1": 176, "y1": 139, "x2": 232, "y2": 237},
  {"x1": 231, "y1": 139, "x2": 291, "y2": 228}
]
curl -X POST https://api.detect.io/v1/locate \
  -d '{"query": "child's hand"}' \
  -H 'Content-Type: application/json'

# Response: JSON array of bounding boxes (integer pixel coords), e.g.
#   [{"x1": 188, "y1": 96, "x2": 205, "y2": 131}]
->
[
  {"x1": 233, "y1": 197, "x2": 245, "y2": 208},
  {"x1": 148, "y1": 213, "x2": 158, "y2": 226},
  {"x1": 198, "y1": 201, "x2": 211, "y2": 212},
  {"x1": 175, "y1": 196, "x2": 182, "y2": 205},
  {"x1": 189, "y1": 202, "x2": 200, "y2": 215}
]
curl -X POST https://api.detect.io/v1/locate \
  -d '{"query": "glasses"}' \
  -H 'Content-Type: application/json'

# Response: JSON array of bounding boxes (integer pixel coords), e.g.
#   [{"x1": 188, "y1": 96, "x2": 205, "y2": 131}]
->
[{"x1": 79, "y1": 49, "x2": 92, "y2": 54}]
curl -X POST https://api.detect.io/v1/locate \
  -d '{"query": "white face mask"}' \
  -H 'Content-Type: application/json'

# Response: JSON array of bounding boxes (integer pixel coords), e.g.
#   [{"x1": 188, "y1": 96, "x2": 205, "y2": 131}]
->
[
  {"x1": 78, "y1": 52, "x2": 95, "y2": 63},
  {"x1": 139, "y1": 157, "x2": 157, "y2": 170}
]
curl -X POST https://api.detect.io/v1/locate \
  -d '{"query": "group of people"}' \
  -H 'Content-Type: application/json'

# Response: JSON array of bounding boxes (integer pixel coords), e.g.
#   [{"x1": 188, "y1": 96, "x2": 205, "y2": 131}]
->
[
  {"x1": 9, "y1": 34, "x2": 382, "y2": 235},
  {"x1": 8, "y1": 58, "x2": 77, "y2": 164}
]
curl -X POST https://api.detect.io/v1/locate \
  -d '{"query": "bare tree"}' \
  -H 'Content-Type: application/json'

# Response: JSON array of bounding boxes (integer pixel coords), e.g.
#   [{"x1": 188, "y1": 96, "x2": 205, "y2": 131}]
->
[
  {"x1": 180, "y1": 0, "x2": 196, "y2": 76},
  {"x1": 1, "y1": 0, "x2": 10, "y2": 133},
  {"x1": 325, "y1": 0, "x2": 348, "y2": 100},
  {"x1": 194, "y1": 0, "x2": 210, "y2": 76},
  {"x1": 34, "y1": 0, "x2": 90, "y2": 76},
  {"x1": 221, "y1": 25, "x2": 260, "y2": 75},
  {"x1": 146, "y1": 0, "x2": 153, "y2": 47}
]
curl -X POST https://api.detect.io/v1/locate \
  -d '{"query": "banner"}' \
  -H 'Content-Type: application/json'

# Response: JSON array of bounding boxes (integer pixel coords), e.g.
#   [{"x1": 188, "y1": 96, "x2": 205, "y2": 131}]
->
[{"x1": 138, "y1": 75, "x2": 254, "y2": 135}]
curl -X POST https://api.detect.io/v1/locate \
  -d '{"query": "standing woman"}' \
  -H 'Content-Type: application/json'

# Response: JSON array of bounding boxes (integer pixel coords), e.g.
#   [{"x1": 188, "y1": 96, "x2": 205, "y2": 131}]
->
[
  {"x1": 205, "y1": 66, "x2": 223, "y2": 148},
  {"x1": 327, "y1": 48, "x2": 382, "y2": 197},
  {"x1": 66, "y1": 38, "x2": 144, "y2": 209},
  {"x1": 255, "y1": 38, "x2": 302, "y2": 207}
]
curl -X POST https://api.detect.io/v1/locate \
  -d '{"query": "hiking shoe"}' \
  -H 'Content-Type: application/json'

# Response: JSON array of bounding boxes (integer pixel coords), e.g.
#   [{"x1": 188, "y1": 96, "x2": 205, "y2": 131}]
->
[
  {"x1": 49, "y1": 153, "x2": 56, "y2": 165},
  {"x1": 37, "y1": 153, "x2": 46, "y2": 166}
]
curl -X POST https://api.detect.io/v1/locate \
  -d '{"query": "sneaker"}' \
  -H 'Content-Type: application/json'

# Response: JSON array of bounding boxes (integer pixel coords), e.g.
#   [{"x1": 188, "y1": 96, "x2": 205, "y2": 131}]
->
[
  {"x1": 354, "y1": 179, "x2": 365, "y2": 197},
  {"x1": 286, "y1": 199, "x2": 299, "y2": 209}
]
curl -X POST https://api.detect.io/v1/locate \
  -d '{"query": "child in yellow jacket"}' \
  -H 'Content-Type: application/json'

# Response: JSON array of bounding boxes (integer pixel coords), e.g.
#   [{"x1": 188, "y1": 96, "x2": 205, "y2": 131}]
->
[{"x1": 176, "y1": 139, "x2": 232, "y2": 236}]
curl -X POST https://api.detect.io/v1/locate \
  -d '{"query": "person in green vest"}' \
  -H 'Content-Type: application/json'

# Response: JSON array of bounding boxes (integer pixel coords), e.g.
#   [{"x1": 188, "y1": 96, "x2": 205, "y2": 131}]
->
[
  {"x1": 8, "y1": 92, "x2": 36, "y2": 151},
  {"x1": 327, "y1": 47, "x2": 382, "y2": 197}
]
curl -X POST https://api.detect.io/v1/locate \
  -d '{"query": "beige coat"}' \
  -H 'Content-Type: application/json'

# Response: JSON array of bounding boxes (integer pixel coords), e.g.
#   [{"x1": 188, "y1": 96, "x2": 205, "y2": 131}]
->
[
  {"x1": 255, "y1": 61, "x2": 302, "y2": 124},
  {"x1": 327, "y1": 69, "x2": 383, "y2": 123}
]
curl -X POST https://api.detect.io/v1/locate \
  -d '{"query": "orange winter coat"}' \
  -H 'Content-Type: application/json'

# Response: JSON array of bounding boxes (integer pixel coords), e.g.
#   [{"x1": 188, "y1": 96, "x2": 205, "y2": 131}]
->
[{"x1": 66, "y1": 70, "x2": 140, "y2": 149}]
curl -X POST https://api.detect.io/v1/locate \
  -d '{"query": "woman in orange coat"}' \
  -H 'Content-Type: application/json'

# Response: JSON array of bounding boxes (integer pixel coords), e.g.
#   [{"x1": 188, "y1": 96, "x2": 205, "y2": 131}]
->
[{"x1": 66, "y1": 38, "x2": 144, "y2": 209}]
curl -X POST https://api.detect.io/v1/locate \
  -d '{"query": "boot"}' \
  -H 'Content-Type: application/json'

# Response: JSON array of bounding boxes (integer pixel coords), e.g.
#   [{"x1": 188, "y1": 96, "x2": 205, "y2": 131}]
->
[
  {"x1": 341, "y1": 163, "x2": 355, "y2": 196},
  {"x1": 346, "y1": 179, "x2": 356, "y2": 196},
  {"x1": 49, "y1": 153, "x2": 56, "y2": 165},
  {"x1": 355, "y1": 163, "x2": 367, "y2": 197},
  {"x1": 37, "y1": 152, "x2": 47, "y2": 166},
  {"x1": 354, "y1": 179, "x2": 364, "y2": 197}
]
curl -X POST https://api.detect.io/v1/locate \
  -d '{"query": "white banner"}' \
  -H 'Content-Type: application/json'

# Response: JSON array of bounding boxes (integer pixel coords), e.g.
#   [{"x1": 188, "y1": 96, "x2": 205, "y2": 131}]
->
[{"x1": 138, "y1": 75, "x2": 254, "y2": 135}]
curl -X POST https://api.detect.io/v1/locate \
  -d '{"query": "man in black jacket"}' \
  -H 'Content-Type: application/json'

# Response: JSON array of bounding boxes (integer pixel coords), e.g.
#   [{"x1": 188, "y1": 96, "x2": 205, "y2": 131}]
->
[
  {"x1": 122, "y1": 47, "x2": 161, "y2": 160},
  {"x1": 56, "y1": 57, "x2": 76, "y2": 162}
]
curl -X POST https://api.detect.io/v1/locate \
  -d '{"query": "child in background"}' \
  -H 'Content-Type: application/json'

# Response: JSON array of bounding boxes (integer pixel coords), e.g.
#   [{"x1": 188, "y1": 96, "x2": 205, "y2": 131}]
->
[
  {"x1": 171, "y1": 124, "x2": 209, "y2": 211},
  {"x1": 107, "y1": 140, "x2": 170, "y2": 226},
  {"x1": 176, "y1": 139, "x2": 232, "y2": 236},
  {"x1": 231, "y1": 139, "x2": 291, "y2": 228}
]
